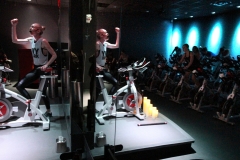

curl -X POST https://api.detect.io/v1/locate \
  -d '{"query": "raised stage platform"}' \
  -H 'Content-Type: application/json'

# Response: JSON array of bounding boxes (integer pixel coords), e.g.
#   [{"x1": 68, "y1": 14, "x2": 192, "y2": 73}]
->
[{"x1": 92, "y1": 102, "x2": 195, "y2": 160}]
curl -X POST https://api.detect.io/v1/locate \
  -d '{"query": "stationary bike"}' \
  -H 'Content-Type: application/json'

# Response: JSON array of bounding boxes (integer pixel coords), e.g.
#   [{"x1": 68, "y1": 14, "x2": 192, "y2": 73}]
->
[
  {"x1": 188, "y1": 68, "x2": 214, "y2": 112},
  {"x1": 214, "y1": 59, "x2": 240, "y2": 125},
  {"x1": 170, "y1": 65, "x2": 192, "y2": 104},
  {"x1": 214, "y1": 80, "x2": 240, "y2": 125},
  {"x1": 96, "y1": 58, "x2": 149, "y2": 125},
  {"x1": 0, "y1": 66, "x2": 58, "y2": 130}
]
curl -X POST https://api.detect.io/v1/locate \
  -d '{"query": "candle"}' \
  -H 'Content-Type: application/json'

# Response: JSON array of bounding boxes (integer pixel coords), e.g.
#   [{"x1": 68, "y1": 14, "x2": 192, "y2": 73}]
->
[
  {"x1": 147, "y1": 103, "x2": 153, "y2": 117},
  {"x1": 144, "y1": 99, "x2": 150, "y2": 115},
  {"x1": 151, "y1": 107, "x2": 157, "y2": 118},
  {"x1": 143, "y1": 97, "x2": 148, "y2": 113},
  {"x1": 149, "y1": 104, "x2": 153, "y2": 117},
  {"x1": 155, "y1": 110, "x2": 159, "y2": 118}
]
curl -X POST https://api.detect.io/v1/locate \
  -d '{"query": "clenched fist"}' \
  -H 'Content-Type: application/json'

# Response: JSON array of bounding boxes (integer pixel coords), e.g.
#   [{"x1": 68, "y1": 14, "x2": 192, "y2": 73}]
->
[{"x1": 11, "y1": 18, "x2": 18, "y2": 26}]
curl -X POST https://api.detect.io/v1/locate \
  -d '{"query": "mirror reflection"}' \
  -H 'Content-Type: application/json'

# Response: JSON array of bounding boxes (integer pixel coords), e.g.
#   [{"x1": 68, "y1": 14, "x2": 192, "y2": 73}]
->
[
  {"x1": 0, "y1": 1, "x2": 70, "y2": 160},
  {"x1": 1, "y1": 0, "x2": 240, "y2": 159}
]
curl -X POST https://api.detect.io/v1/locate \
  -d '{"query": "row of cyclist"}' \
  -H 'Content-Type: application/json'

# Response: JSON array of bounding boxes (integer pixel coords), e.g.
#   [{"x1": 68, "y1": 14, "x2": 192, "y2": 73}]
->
[{"x1": 143, "y1": 44, "x2": 240, "y2": 125}]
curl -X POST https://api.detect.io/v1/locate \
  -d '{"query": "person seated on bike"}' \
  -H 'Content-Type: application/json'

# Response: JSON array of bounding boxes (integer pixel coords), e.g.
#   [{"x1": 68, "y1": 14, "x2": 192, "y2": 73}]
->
[
  {"x1": 105, "y1": 51, "x2": 116, "y2": 75},
  {"x1": 146, "y1": 54, "x2": 166, "y2": 88},
  {"x1": 201, "y1": 47, "x2": 215, "y2": 58},
  {"x1": 192, "y1": 46, "x2": 201, "y2": 61},
  {"x1": 213, "y1": 48, "x2": 232, "y2": 87},
  {"x1": 95, "y1": 27, "x2": 120, "y2": 99},
  {"x1": 192, "y1": 45, "x2": 203, "y2": 83},
  {"x1": 178, "y1": 43, "x2": 201, "y2": 88},
  {"x1": 11, "y1": 18, "x2": 57, "y2": 117}
]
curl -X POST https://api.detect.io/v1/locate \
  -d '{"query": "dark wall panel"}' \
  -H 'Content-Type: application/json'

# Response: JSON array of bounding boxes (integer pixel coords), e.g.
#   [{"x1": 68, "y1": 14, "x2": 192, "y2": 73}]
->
[
  {"x1": 97, "y1": 13, "x2": 172, "y2": 62},
  {"x1": 173, "y1": 10, "x2": 240, "y2": 57}
]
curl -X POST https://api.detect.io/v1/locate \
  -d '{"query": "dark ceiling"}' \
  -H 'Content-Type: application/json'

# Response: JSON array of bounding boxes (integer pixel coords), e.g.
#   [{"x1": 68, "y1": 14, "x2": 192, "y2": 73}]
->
[
  {"x1": 97, "y1": 0, "x2": 240, "y2": 20},
  {"x1": 5, "y1": 0, "x2": 240, "y2": 20}
]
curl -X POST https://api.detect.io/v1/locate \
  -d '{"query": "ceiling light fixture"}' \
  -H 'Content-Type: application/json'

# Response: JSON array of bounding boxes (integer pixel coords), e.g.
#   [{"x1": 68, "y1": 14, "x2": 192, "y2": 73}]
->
[
  {"x1": 27, "y1": 0, "x2": 31, "y2": 1},
  {"x1": 237, "y1": 6, "x2": 240, "y2": 8},
  {"x1": 174, "y1": 18, "x2": 177, "y2": 20},
  {"x1": 210, "y1": 1, "x2": 232, "y2": 7},
  {"x1": 212, "y1": 12, "x2": 216, "y2": 14},
  {"x1": 190, "y1": 16, "x2": 193, "y2": 18}
]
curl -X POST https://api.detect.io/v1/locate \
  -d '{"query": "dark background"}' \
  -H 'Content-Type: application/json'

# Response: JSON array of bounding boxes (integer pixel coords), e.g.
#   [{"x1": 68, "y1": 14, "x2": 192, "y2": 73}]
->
[{"x1": 0, "y1": 1, "x2": 240, "y2": 86}]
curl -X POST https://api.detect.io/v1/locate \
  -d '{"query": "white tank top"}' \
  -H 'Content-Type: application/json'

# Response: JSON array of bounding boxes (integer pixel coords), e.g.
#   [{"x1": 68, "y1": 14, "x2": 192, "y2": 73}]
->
[
  {"x1": 96, "y1": 41, "x2": 107, "y2": 66},
  {"x1": 30, "y1": 38, "x2": 48, "y2": 65}
]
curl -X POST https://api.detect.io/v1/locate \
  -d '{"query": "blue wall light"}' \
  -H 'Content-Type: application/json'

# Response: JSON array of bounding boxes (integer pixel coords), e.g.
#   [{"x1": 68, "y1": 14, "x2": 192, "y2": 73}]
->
[
  {"x1": 171, "y1": 26, "x2": 182, "y2": 50},
  {"x1": 186, "y1": 26, "x2": 199, "y2": 49},
  {"x1": 207, "y1": 21, "x2": 222, "y2": 55},
  {"x1": 231, "y1": 22, "x2": 240, "y2": 58},
  {"x1": 166, "y1": 23, "x2": 173, "y2": 61}
]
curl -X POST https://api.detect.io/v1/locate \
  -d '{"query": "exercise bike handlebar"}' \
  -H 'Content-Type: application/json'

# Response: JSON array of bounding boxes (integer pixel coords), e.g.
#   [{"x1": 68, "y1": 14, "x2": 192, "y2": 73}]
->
[
  {"x1": 0, "y1": 66, "x2": 53, "y2": 73},
  {"x1": 133, "y1": 57, "x2": 146, "y2": 67},
  {"x1": 0, "y1": 65, "x2": 14, "y2": 72},
  {"x1": 133, "y1": 61, "x2": 150, "y2": 70},
  {"x1": 118, "y1": 58, "x2": 150, "y2": 72}
]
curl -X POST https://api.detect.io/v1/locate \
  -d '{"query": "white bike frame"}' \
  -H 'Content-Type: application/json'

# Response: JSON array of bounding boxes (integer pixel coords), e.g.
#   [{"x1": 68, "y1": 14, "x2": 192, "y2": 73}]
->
[
  {"x1": 0, "y1": 66, "x2": 57, "y2": 130},
  {"x1": 96, "y1": 58, "x2": 149, "y2": 125}
]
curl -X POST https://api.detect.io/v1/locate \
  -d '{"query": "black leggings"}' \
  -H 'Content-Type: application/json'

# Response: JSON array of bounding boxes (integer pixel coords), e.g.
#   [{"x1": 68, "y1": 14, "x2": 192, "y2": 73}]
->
[
  {"x1": 16, "y1": 65, "x2": 50, "y2": 109},
  {"x1": 96, "y1": 69, "x2": 118, "y2": 99}
]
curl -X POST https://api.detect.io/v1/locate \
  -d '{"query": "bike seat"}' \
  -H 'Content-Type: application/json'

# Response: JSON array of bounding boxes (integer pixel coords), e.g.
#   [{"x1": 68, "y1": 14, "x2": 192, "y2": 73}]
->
[
  {"x1": 40, "y1": 67, "x2": 58, "y2": 78},
  {"x1": 44, "y1": 67, "x2": 53, "y2": 72}
]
